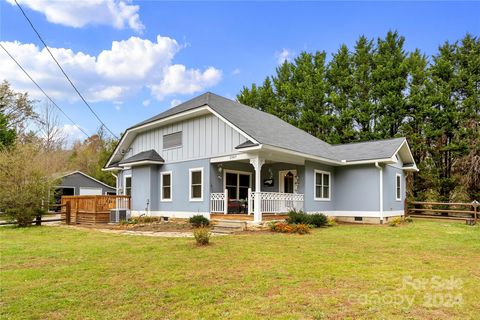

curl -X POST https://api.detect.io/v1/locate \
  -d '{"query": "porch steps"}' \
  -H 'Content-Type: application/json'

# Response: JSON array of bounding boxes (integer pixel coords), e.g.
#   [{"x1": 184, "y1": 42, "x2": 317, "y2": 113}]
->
[{"x1": 211, "y1": 220, "x2": 247, "y2": 234}]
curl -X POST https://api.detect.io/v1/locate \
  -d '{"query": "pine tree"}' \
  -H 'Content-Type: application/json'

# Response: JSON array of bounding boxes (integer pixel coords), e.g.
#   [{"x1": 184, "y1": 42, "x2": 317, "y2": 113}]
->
[
  {"x1": 326, "y1": 44, "x2": 356, "y2": 143},
  {"x1": 372, "y1": 31, "x2": 409, "y2": 138},
  {"x1": 351, "y1": 36, "x2": 376, "y2": 141}
]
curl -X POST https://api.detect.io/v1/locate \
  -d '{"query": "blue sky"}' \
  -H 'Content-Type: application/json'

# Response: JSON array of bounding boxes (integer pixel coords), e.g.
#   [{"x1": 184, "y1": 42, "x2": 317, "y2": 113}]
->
[{"x1": 1, "y1": 1, "x2": 479, "y2": 141}]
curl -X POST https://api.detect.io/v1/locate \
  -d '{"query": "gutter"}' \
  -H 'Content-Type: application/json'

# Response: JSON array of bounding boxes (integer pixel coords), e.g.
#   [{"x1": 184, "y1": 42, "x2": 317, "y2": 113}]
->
[{"x1": 375, "y1": 162, "x2": 384, "y2": 223}]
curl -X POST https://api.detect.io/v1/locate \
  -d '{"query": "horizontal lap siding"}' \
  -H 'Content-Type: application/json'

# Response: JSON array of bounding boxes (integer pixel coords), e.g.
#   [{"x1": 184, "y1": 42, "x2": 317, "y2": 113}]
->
[
  {"x1": 383, "y1": 160, "x2": 405, "y2": 212},
  {"x1": 122, "y1": 114, "x2": 248, "y2": 163},
  {"x1": 333, "y1": 164, "x2": 379, "y2": 212}
]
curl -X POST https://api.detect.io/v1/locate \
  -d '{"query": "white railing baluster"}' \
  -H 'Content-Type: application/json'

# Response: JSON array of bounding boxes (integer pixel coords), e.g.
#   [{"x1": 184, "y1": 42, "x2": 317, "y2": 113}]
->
[
  {"x1": 210, "y1": 192, "x2": 226, "y2": 213},
  {"x1": 252, "y1": 191, "x2": 304, "y2": 215}
]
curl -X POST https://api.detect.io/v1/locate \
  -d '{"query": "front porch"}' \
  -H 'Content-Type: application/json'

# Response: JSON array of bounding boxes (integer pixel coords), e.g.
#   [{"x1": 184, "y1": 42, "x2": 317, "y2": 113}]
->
[
  {"x1": 210, "y1": 213, "x2": 289, "y2": 221},
  {"x1": 210, "y1": 190, "x2": 304, "y2": 221}
]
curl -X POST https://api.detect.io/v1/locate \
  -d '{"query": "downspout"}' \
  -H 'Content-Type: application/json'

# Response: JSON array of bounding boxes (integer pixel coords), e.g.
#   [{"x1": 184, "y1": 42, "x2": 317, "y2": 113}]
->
[
  {"x1": 375, "y1": 162, "x2": 384, "y2": 224},
  {"x1": 111, "y1": 173, "x2": 118, "y2": 195}
]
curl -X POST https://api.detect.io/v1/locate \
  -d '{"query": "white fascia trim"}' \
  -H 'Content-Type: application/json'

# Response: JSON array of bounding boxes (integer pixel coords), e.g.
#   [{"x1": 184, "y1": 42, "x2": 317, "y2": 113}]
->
[
  {"x1": 61, "y1": 171, "x2": 115, "y2": 190},
  {"x1": 239, "y1": 144, "x2": 342, "y2": 166},
  {"x1": 102, "y1": 167, "x2": 122, "y2": 172},
  {"x1": 394, "y1": 139, "x2": 416, "y2": 166},
  {"x1": 341, "y1": 157, "x2": 396, "y2": 165},
  {"x1": 210, "y1": 152, "x2": 253, "y2": 163},
  {"x1": 205, "y1": 106, "x2": 259, "y2": 145},
  {"x1": 120, "y1": 160, "x2": 164, "y2": 168},
  {"x1": 402, "y1": 165, "x2": 419, "y2": 172}
]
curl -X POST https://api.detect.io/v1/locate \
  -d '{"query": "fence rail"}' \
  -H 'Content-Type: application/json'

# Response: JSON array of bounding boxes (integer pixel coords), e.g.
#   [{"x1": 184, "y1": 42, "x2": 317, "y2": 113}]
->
[
  {"x1": 61, "y1": 195, "x2": 131, "y2": 225},
  {"x1": 406, "y1": 200, "x2": 479, "y2": 223},
  {"x1": 210, "y1": 190, "x2": 304, "y2": 215},
  {"x1": 210, "y1": 191, "x2": 227, "y2": 214},
  {"x1": 256, "y1": 192, "x2": 304, "y2": 214}
]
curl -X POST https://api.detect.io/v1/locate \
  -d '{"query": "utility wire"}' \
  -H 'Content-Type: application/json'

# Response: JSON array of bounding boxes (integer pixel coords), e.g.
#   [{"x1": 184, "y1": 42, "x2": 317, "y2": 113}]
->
[
  {"x1": 0, "y1": 42, "x2": 90, "y2": 139},
  {"x1": 14, "y1": 0, "x2": 118, "y2": 139}
]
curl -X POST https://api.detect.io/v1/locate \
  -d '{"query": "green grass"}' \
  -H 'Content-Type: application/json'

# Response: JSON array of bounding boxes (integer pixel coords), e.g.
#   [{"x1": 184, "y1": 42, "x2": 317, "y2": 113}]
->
[{"x1": 1, "y1": 221, "x2": 479, "y2": 319}]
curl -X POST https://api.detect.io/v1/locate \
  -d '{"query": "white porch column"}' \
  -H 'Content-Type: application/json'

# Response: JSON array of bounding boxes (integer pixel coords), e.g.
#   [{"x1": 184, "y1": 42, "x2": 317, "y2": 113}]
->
[{"x1": 250, "y1": 156, "x2": 265, "y2": 223}]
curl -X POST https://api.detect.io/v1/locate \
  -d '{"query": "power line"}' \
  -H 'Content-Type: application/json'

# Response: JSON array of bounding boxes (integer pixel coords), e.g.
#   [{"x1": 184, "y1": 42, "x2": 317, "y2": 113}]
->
[
  {"x1": 14, "y1": 0, "x2": 118, "y2": 139},
  {"x1": 0, "y1": 42, "x2": 90, "y2": 139}
]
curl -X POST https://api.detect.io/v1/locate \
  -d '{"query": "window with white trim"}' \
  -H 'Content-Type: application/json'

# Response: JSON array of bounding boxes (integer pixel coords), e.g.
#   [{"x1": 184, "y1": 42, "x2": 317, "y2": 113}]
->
[
  {"x1": 124, "y1": 176, "x2": 132, "y2": 196},
  {"x1": 396, "y1": 173, "x2": 401, "y2": 201},
  {"x1": 314, "y1": 170, "x2": 331, "y2": 200},
  {"x1": 161, "y1": 171, "x2": 172, "y2": 201},
  {"x1": 189, "y1": 168, "x2": 203, "y2": 201},
  {"x1": 163, "y1": 131, "x2": 182, "y2": 149}
]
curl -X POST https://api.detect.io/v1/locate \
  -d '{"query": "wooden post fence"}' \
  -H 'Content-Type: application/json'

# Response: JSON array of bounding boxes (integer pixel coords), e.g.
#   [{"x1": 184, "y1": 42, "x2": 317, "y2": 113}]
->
[{"x1": 405, "y1": 199, "x2": 478, "y2": 223}]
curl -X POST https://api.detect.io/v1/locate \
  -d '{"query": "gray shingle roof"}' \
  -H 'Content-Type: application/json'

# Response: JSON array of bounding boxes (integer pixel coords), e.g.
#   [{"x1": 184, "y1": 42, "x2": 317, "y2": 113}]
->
[
  {"x1": 128, "y1": 92, "x2": 407, "y2": 163},
  {"x1": 332, "y1": 137, "x2": 406, "y2": 162},
  {"x1": 132, "y1": 93, "x2": 337, "y2": 161},
  {"x1": 119, "y1": 149, "x2": 164, "y2": 165}
]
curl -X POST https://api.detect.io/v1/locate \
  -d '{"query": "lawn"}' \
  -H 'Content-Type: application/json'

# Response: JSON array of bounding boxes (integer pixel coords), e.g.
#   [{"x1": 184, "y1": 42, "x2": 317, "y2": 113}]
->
[{"x1": 1, "y1": 221, "x2": 479, "y2": 319}]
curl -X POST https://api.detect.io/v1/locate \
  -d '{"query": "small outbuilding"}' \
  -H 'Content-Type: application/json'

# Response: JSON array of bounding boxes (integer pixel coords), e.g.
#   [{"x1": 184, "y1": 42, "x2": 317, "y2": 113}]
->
[{"x1": 54, "y1": 171, "x2": 116, "y2": 203}]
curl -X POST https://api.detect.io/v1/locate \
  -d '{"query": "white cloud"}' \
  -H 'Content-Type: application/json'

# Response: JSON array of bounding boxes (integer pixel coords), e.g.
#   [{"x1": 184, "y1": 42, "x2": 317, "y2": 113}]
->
[
  {"x1": 276, "y1": 48, "x2": 292, "y2": 65},
  {"x1": 0, "y1": 36, "x2": 222, "y2": 103},
  {"x1": 7, "y1": 0, "x2": 144, "y2": 32},
  {"x1": 232, "y1": 68, "x2": 240, "y2": 75},
  {"x1": 149, "y1": 65, "x2": 222, "y2": 100},
  {"x1": 142, "y1": 99, "x2": 150, "y2": 107},
  {"x1": 61, "y1": 124, "x2": 86, "y2": 142},
  {"x1": 169, "y1": 99, "x2": 182, "y2": 108}
]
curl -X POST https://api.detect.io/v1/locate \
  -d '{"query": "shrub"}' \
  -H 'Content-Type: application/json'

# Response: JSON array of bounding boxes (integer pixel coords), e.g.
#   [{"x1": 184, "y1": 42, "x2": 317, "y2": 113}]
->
[
  {"x1": 5, "y1": 208, "x2": 45, "y2": 227},
  {"x1": 189, "y1": 215, "x2": 210, "y2": 227},
  {"x1": 286, "y1": 210, "x2": 310, "y2": 224},
  {"x1": 389, "y1": 217, "x2": 402, "y2": 227},
  {"x1": 193, "y1": 227, "x2": 211, "y2": 245},
  {"x1": 270, "y1": 222, "x2": 311, "y2": 234},
  {"x1": 286, "y1": 210, "x2": 328, "y2": 227},
  {"x1": 295, "y1": 223, "x2": 311, "y2": 234},
  {"x1": 326, "y1": 217, "x2": 337, "y2": 227},
  {"x1": 0, "y1": 144, "x2": 56, "y2": 227},
  {"x1": 308, "y1": 213, "x2": 328, "y2": 227}
]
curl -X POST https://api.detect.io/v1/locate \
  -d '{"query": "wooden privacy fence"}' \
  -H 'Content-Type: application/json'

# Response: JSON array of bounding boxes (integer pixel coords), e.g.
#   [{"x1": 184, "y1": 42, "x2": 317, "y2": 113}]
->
[
  {"x1": 61, "y1": 195, "x2": 131, "y2": 225},
  {"x1": 405, "y1": 200, "x2": 479, "y2": 223}
]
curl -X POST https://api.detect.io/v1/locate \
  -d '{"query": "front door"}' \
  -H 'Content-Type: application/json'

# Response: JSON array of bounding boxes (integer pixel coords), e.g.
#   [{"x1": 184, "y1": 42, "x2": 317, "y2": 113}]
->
[
  {"x1": 279, "y1": 170, "x2": 297, "y2": 193},
  {"x1": 225, "y1": 171, "x2": 252, "y2": 213}
]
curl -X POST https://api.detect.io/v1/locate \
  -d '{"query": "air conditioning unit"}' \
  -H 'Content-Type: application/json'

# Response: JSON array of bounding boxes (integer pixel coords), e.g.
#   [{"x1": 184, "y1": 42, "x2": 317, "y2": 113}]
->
[{"x1": 110, "y1": 209, "x2": 130, "y2": 223}]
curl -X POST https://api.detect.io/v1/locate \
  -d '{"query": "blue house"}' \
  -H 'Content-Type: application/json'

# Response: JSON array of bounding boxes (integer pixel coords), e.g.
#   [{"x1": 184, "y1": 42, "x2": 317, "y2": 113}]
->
[{"x1": 104, "y1": 93, "x2": 418, "y2": 224}]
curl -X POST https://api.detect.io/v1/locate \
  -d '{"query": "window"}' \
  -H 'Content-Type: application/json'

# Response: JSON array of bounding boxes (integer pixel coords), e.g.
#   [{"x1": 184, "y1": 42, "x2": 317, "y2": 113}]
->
[
  {"x1": 124, "y1": 175, "x2": 132, "y2": 196},
  {"x1": 396, "y1": 173, "x2": 401, "y2": 201},
  {"x1": 163, "y1": 131, "x2": 182, "y2": 149},
  {"x1": 161, "y1": 171, "x2": 172, "y2": 201},
  {"x1": 314, "y1": 170, "x2": 331, "y2": 200},
  {"x1": 225, "y1": 171, "x2": 251, "y2": 200},
  {"x1": 189, "y1": 168, "x2": 203, "y2": 201}
]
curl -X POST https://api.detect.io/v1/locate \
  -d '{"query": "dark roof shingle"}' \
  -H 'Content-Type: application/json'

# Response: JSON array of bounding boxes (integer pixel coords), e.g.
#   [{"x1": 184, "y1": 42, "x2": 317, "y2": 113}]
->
[
  {"x1": 127, "y1": 93, "x2": 407, "y2": 163},
  {"x1": 119, "y1": 149, "x2": 164, "y2": 165}
]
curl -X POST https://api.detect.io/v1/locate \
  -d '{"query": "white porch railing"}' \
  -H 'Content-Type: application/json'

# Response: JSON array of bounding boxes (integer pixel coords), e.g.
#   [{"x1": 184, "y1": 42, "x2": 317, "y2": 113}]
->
[
  {"x1": 210, "y1": 190, "x2": 228, "y2": 214},
  {"x1": 249, "y1": 191, "x2": 304, "y2": 215},
  {"x1": 211, "y1": 190, "x2": 304, "y2": 215}
]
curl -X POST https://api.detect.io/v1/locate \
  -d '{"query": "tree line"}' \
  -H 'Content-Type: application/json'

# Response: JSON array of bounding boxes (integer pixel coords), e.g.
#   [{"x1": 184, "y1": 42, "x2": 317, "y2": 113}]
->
[
  {"x1": 237, "y1": 31, "x2": 479, "y2": 202},
  {"x1": 0, "y1": 81, "x2": 117, "y2": 225}
]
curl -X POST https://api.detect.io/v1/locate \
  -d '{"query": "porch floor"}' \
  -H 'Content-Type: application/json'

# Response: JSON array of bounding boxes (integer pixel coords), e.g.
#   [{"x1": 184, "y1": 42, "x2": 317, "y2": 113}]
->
[{"x1": 210, "y1": 213, "x2": 288, "y2": 221}]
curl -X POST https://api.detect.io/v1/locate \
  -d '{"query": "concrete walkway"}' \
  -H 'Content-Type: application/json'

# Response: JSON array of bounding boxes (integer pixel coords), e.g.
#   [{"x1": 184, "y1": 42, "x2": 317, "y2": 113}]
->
[{"x1": 58, "y1": 225, "x2": 228, "y2": 237}]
